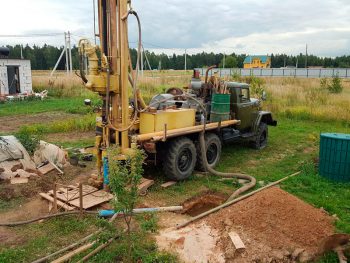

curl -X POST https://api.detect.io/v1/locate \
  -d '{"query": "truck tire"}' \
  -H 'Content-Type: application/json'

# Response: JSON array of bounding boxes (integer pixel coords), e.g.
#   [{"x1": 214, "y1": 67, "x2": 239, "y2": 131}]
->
[
  {"x1": 251, "y1": 122, "x2": 268, "y2": 150},
  {"x1": 163, "y1": 137, "x2": 197, "y2": 181},
  {"x1": 196, "y1": 133, "x2": 222, "y2": 172}
]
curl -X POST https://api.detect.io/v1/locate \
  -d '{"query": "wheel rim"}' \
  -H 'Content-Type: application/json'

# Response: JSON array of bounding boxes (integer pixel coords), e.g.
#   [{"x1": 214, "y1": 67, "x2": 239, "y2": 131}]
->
[
  {"x1": 177, "y1": 148, "x2": 193, "y2": 172},
  {"x1": 207, "y1": 143, "x2": 218, "y2": 165}
]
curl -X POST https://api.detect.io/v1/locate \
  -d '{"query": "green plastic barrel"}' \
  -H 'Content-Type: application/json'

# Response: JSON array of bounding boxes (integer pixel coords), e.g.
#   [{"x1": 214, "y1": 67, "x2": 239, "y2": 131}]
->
[
  {"x1": 210, "y1": 94, "x2": 231, "y2": 122},
  {"x1": 319, "y1": 133, "x2": 350, "y2": 182}
]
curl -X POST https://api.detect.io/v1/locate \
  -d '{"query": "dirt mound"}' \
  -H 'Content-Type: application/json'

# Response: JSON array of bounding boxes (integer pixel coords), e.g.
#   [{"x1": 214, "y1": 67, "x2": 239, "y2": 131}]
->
[
  {"x1": 157, "y1": 187, "x2": 335, "y2": 263},
  {"x1": 203, "y1": 187, "x2": 335, "y2": 262}
]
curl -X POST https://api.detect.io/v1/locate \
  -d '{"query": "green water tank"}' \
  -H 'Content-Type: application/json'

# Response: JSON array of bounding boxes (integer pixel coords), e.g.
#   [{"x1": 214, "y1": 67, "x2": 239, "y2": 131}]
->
[
  {"x1": 319, "y1": 133, "x2": 350, "y2": 182},
  {"x1": 210, "y1": 94, "x2": 231, "y2": 123}
]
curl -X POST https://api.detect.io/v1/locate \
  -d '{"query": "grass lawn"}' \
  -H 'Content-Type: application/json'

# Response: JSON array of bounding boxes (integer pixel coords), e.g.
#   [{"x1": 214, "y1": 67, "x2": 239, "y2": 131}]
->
[
  {"x1": 0, "y1": 97, "x2": 96, "y2": 117},
  {"x1": 1, "y1": 116, "x2": 348, "y2": 262},
  {"x1": 0, "y1": 79, "x2": 350, "y2": 263}
]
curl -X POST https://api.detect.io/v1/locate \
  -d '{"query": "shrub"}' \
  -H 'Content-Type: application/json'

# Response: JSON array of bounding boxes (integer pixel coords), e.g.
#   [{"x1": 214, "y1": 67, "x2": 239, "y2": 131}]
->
[{"x1": 327, "y1": 75, "x2": 343, "y2": 94}]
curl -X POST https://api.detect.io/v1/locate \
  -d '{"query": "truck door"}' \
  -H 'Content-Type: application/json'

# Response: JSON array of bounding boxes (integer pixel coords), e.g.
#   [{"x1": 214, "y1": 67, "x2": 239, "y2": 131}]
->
[{"x1": 235, "y1": 87, "x2": 254, "y2": 131}]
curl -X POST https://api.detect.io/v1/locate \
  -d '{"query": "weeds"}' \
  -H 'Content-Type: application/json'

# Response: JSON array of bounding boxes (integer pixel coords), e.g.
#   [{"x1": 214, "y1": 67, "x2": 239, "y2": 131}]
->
[
  {"x1": 17, "y1": 114, "x2": 95, "y2": 135},
  {"x1": 15, "y1": 127, "x2": 42, "y2": 154},
  {"x1": 137, "y1": 213, "x2": 159, "y2": 233}
]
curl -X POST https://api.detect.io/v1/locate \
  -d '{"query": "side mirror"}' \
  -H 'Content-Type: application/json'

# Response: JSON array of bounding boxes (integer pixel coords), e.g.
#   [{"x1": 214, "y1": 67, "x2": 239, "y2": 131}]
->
[
  {"x1": 84, "y1": 99, "x2": 92, "y2": 106},
  {"x1": 261, "y1": 91, "x2": 267, "y2": 101}
]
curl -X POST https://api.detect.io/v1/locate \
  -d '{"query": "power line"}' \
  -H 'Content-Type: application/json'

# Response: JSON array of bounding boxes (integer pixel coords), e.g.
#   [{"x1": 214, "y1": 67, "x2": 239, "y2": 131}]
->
[{"x1": 0, "y1": 33, "x2": 63, "y2": 38}]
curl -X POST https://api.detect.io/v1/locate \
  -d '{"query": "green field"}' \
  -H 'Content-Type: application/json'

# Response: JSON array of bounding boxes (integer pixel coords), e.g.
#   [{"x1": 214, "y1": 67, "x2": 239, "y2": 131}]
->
[{"x1": 0, "y1": 74, "x2": 349, "y2": 262}]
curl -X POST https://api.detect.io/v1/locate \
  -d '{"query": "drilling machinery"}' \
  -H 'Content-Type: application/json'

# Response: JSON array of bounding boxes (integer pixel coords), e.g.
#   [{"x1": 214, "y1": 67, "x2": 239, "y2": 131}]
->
[{"x1": 79, "y1": 0, "x2": 276, "y2": 186}]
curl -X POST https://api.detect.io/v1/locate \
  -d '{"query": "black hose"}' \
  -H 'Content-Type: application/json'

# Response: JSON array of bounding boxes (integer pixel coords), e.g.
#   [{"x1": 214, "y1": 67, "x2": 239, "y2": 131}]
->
[{"x1": 0, "y1": 211, "x2": 98, "y2": 227}]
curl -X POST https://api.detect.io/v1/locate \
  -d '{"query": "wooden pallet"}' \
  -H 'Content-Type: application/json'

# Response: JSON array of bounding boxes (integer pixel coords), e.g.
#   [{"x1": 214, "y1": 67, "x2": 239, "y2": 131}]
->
[
  {"x1": 68, "y1": 190, "x2": 113, "y2": 209},
  {"x1": 40, "y1": 184, "x2": 113, "y2": 211},
  {"x1": 48, "y1": 184, "x2": 98, "y2": 202}
]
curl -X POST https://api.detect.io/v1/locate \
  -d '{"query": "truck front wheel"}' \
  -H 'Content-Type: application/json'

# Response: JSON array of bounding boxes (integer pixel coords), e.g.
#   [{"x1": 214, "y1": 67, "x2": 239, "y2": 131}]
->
[
  {"x1": 163, "y1": 137, "x2": 197, "y2": 181},
  {"x1": 251, "y1": 122, "x2": 268, "y2": 149},
  {"x1": 196, "y1": 133, "x2": 222, "y2": 172}
]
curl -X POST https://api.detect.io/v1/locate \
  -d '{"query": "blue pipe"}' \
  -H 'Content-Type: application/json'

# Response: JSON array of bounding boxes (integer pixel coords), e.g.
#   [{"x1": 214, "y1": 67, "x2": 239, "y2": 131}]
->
[
  {"x1": 103, "y1": 157, "x2": 109, "y2": 186},
  {"x1": 98, "y1": 207, "x2": 175, "y2": 218}
]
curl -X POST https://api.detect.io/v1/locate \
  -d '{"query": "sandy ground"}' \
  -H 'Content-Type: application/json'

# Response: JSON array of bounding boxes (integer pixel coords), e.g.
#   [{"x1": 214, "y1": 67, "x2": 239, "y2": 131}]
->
[{"x1": 156, "y1": 187, "x2": 335, "y2": 263}]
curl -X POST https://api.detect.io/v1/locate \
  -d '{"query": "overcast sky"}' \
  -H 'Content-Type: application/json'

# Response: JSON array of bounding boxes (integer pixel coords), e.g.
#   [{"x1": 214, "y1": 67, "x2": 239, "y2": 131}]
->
[{"x1": 1, "y1": 0, "x2": 349, "y2": 56}]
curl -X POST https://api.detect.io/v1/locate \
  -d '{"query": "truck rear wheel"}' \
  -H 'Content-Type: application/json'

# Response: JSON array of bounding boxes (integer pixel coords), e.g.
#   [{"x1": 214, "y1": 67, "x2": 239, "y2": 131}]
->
[
  {"x1": 196, "y1": 133, "x2": 222, "y2": 172},
  {"x1": 251, "y1": 122, "x2": 268, "y2": 149},
  {"x1": 163, "y1": 137, "x2": 197, "y2": 181}
]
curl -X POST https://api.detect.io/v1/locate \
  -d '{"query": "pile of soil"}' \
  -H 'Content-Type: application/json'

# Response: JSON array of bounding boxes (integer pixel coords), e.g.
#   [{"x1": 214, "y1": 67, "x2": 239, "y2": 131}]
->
[{"x1": 157, "y1": 187, "x2": 335, "y2": 263}]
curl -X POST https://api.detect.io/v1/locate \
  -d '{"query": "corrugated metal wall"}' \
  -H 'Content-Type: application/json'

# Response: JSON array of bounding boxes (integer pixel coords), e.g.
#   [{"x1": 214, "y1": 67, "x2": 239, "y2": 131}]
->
[{"x1": 195, "y1": 68, "x2": 350, "y2": 78}]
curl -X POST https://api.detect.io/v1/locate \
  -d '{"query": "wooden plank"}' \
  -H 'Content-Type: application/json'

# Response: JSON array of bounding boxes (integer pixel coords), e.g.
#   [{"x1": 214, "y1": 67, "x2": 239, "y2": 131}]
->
[
  {"x1": 138, "y1": 178, "x2": 154, "y2": 195},
  {"x1": 228, "y1": 231, "x2": 246, "y2": 253},
  {"x1": 39, "y1": 193, "x2": 75, "y2": 211},
  {"x1": 38, "y1": 163, "x2": 55, "y2": 175},
  {"x1": 49, "y1": 161, "x2": 64, "y2": 175},
  {"x1": 68, "y1": 190, "x2": 113, "y2": 209},
  {"x1": 161, "y1": 181, "x2": 177, "y2": 188},
  {"x1": 10, "y1": 177, "x2": 28, "y2": 184},
  {"x1": 48, "y1": 185, "x2": 98, "y2": 202}
]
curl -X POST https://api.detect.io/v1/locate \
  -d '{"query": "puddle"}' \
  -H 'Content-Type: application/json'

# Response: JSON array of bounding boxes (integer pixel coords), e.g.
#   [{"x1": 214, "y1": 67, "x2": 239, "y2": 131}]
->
[{"x1": 182, "y1": 191, "x2": 226, "y2": 217}]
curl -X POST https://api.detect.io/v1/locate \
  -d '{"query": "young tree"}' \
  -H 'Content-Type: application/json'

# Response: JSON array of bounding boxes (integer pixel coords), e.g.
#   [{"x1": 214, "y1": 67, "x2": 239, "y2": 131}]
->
[{"x1": 107, "y1": 145, "x2": 145, "y2": 262}]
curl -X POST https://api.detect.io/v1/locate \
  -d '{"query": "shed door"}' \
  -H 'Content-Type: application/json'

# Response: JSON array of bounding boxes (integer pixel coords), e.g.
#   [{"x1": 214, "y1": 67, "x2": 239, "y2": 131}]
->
[{"x1": 7, "y1": 66, "x2": 20, "y2": 94}]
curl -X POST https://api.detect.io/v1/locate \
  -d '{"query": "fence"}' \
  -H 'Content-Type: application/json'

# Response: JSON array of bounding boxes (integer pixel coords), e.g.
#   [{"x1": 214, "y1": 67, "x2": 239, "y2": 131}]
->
[{"x1": 195, "y1": 68, "x2": 350, "y2": 78}]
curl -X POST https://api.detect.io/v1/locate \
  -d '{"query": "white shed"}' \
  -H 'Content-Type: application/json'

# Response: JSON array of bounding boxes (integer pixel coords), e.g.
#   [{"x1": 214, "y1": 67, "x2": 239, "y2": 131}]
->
[{"x1": 0, "y1": 59, "x2": 32, "y2": 96}]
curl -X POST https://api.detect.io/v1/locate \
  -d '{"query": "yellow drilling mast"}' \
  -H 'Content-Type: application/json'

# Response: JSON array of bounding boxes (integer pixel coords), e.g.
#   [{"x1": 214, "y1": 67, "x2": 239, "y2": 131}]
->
[{"x1": 79, "y1": 0, "x2": 137, "y2": 182}]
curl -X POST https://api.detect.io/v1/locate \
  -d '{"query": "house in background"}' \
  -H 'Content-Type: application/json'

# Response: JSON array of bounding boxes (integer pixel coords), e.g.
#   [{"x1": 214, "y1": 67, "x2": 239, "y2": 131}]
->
[
  {"x1": 243, "y1": 55, "x2": 271, "y2": 69},
  {"x1": 0, "y1": 47, "x2": 32, "y2": 96}
]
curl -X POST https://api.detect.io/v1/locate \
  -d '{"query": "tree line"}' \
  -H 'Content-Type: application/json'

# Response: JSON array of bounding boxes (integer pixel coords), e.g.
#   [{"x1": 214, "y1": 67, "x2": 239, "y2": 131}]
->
[{"x1": 5, "y1": 44, "x2": 350, "y2": 70}]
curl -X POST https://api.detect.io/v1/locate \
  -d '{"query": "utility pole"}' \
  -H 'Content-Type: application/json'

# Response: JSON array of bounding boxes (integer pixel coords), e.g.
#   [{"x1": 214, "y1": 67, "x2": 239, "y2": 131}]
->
[
  {"x1": 20, "y1": 45, "x2": 23, "y2": 59},
  {"x1": 64, "y1": 32, "x2": 69, "y2": 74},
  {"x1": 223, "y1": 53, "x2": 226, "y2": 68},
  {"x1": 68, "y1": 31, "x2": 73, "y2": 74},
  {"x1": 305, "y1": 44, "x2": 308, "y2": 68},
  {"x1": 184, "y1": 49, "x2": 187, "y2": 71},
  {"x1": 93, "y1": 0, "x2": 97, "y2": 45}
]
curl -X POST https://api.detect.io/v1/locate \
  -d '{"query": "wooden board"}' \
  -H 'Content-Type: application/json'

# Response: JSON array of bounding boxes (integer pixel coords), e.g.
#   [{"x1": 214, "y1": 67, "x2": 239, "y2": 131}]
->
[
  {"x1": 48, "y1": 185, "x2": 98, "y2": 202},
  {"x1": 161, "y1": 181, "x2": 177, "y2": 188},
  {"x1": 138, "y1": 178, "x2": 154, "y2": 195},
  {"x1": 38, "y1": 163, "x2": 55, "y2": 175},
  {"x1": 228, "y1": 231, "x2": 246, "y2": 253},
  {"x1": 10, "y1": 177, "x2": 28, "y2": 184},
  {"x1": 39, "y1": 193, "x2": 75, "y2": 211},
  {"x1": 68, "y1": 190, "x2": 113, "y2": 209}
]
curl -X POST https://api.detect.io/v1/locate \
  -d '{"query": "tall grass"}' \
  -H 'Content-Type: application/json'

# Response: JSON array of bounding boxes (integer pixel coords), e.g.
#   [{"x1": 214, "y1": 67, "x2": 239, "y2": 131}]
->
[
  {"x1": 32, "y1": 71, "x2": 96, "y2": 98},
  {"x1": 32, "y1": 71, "x2": 350, "y2": 123},
  {"x1": 261, "y1": 78, "x2": 350, "y2": 123}
]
